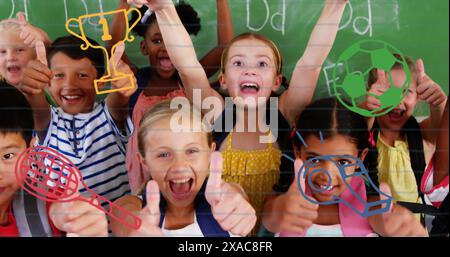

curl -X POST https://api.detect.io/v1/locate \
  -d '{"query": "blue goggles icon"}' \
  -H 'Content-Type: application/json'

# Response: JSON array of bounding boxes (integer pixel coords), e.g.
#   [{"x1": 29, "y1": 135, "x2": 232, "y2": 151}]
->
[{"x1": 296, "y1": 155, "x2": 392, "y2": 218}]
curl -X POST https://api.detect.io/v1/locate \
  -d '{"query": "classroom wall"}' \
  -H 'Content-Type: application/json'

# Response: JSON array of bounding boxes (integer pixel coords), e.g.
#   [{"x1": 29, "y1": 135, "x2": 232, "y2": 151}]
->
[{"x1": 1, "y1": 0, "x2": 448, "y2": 116}]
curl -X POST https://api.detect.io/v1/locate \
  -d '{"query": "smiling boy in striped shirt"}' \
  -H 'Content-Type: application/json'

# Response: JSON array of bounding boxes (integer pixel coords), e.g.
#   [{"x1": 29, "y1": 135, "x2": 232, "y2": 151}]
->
[{"x1": 18, "y1": 35, "x2": 136, "y2": 205}]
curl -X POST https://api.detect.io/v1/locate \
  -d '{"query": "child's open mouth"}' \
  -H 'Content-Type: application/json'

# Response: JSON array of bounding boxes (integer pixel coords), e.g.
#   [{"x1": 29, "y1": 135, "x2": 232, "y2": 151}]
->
[
  {"x1": 169, "y1": 177, "x2": 194, "y2": 200},
  {"x1": 7, "y1": 65, "x2": 21, "y2": 75},
  {"x1": 313, "y1": 183, "x2": 337, "y2": 196},
  {"x1": 61, "y1": 95, "x2": 83, "y2": 104},
  {"x1": 158, "y1": 57, "x2": 174, "y2": 71},
  {"x1": 388, "y1": 108, "x2": 406, "y2": 122},
  {"x1": 240, "y1": 82, "x2": 260, "y2": 94}
]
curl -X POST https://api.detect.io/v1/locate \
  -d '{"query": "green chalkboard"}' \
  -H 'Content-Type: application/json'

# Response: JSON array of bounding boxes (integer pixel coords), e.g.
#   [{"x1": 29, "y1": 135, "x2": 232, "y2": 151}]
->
[{"x1": 1, "y1": 0, "x2": 448, "y2": 116}]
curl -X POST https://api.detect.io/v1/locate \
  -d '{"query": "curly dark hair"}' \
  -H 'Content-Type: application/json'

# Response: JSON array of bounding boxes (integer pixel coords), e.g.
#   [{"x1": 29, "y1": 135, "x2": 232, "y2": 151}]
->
[{"x1": 131, "y1": 1, "x2": 201, "y2": 38}]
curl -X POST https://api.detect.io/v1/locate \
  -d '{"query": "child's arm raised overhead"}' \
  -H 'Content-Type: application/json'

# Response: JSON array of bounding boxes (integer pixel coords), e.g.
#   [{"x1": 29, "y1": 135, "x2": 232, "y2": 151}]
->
[
  {"x1": 107, "y1": 0, "x2": 137, "y2": 72},
  {"x1": 106, "y1": 43, "x2": 137, "y2": 129},
  {"x1": 150, "y1": 0, "x2": 223, "y2": 105},
  {"x1": 199, "y1": 0, "x2": 234, "y2": 78},
  {"x1": 18, "y1": 41, "x2": 51, "y2": 141},
  {"x1": 280, "y1": 0, "x2": 348, "y2": 126}
]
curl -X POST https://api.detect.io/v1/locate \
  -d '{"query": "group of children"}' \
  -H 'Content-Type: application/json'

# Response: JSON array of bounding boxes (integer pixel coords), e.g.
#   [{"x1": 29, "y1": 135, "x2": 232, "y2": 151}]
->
[{"x1": 0, "y1": 0, "x2": 448, "y2": 237}]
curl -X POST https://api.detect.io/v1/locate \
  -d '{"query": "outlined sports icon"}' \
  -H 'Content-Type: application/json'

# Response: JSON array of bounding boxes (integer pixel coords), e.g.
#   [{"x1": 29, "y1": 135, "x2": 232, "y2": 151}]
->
[
  {"x1": 14, "y1": 146, "x2": 142, "y2": 230},
  {"x1": 332, "y1": 39, "x2": 411, "y2": 117},
  {"x1": 296, "y1": 155, "x2": 392, "y2": 218},
  {"x1": 65, "y1": 8, "x2": 141, "y2": 95}
]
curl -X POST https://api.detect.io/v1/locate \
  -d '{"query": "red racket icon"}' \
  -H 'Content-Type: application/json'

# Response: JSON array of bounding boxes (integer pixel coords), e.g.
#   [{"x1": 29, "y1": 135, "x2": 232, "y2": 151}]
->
[{"x1": 15, "y1": 146, "x2": 142, "y2": 230}]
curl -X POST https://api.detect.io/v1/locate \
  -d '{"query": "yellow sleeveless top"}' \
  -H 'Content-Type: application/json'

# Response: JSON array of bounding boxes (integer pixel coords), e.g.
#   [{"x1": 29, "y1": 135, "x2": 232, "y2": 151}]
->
[
  {"x1": 221, "y1": 132, "x2": 282, "y2": 235},
  {"x1": 376, "y1": 133, "x2": 420, "y2": 204}
]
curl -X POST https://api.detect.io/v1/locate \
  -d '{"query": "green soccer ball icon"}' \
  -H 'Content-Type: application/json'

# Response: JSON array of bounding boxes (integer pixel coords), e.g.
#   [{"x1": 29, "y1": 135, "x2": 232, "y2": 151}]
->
[{"x1": 332, "y1": 40, "x2": 411, "y2": 117}]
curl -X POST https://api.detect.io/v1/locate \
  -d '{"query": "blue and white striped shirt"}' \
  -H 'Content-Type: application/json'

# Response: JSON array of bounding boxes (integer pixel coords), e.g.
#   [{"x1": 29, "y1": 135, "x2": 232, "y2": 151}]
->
[{"x1": 36, "y1": 101, "x2": 133, "y2": 204}]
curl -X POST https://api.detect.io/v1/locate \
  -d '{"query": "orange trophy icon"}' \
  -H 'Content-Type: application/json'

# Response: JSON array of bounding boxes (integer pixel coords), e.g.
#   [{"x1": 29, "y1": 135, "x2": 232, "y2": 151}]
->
[{"x1": 65, "y1": 9, "x2": 141, "y2": 95}]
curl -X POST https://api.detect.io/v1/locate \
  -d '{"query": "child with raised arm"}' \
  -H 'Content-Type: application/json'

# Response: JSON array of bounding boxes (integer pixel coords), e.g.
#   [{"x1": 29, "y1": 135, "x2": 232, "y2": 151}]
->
[
  {"x1": 18, "y1": 36, "x2": 136, "y2": 204},
  {"x1": 110, "y1": 100, "x2": 256, "y2": 237},
  {"x1": 0, "y1": 84, "x2": 107, "y2": 237},
  {"x1": 271, "y1": 98, "x2": 427, "y2": 237},
  {"x1": 364, "y1": 56, "x2": 447, "y2": 216},
  {"x1": 111, "y1": 0, "x2": 234, "y2": 193},
  {"x1": 0, "y1": 13, "x2": 51, "y2": 86},
  {"x1": 143, "y1": 0, "x2": 349, "y2": 234}
]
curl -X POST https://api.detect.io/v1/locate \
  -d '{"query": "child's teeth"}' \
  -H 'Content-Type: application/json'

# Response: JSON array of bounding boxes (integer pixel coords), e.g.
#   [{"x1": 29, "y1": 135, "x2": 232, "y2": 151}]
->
[
  {"x1": 320, "y1": 185, "x2": 333, "y2": 190},
  {"x1": 172, "y1": 178, "x2": 190, "y2": 184},
  {"x1": 65, "y1": 96, "x2": 80, "y2": 100}
]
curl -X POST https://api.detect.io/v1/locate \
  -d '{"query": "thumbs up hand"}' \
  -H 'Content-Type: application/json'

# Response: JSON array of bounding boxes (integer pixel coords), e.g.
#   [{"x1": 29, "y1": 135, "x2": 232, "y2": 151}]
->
[
  {"x1": 49, "y1": 193, "x2": 108, "y2": 237},
  {"x1": 9, "y1": 12, "x2": 51, "y2": 48},
  {"x1": 108, "y1": 42, "x2": 137, "y2": 98},
  {"x1": 19, "y1": 41, "x2": 52, "y2": 95},
  {"x1": 415, "y1": 59, "x2": 447, "y2": 107},
  {"x1": 365, "y1": 69, "x2": 388, "y2": 111},
  {"x1": 272, "y1": 159, "x2": 319, "y2": 234},
  {"x1": 205, "y1": 152, "x2": 256, "y2": 236},
  {"x1": 130, "y1": 180, "x2": 163, "y2": 236},
  {"x1": 376, "y1": 183, "x2": 428, "y2": 237}
]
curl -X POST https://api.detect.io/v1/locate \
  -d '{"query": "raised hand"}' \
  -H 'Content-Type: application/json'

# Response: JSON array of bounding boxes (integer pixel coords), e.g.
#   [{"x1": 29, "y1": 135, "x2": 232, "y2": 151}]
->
[
  {"x1": 11, "y1": 12, "x2": 51, "y2": 48},
  {"x1": 377, "y1": 183, "x2": 428, "y2": 237},
  {"x1": 49, "y1": 193, "x2": 108, "y2": 237},
  {"x1": 272, "y1": 159, "x2": 319, "y2": 234},
  {"x1": 109, "y1": 42, "x2": 137, "y2": 97},
  {"x1": 19, "y1": 41, "x2": 52, "y2": 95},
  {"x1": 205, "y1": 152, "x2": 256, "y2": 236},
  {"x1": 366, "y1": 69, "x2": 388, "y2": 111},
  {"x1": 416, "y1": 59, "x2": 447, "y2": 107},
  {"x1": 129, "y1": 180, "x2": 163, "y2": 236}
]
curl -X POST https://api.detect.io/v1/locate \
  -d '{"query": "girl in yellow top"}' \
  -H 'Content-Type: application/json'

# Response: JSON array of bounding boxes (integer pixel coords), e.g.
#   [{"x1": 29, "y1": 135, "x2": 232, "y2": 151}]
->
[
  {"x1": 365, "y1": 56, "x2": 447, "y2": 207},
  {"x1": 128, "y1": 0, "x2": 349, "y2": 234}
]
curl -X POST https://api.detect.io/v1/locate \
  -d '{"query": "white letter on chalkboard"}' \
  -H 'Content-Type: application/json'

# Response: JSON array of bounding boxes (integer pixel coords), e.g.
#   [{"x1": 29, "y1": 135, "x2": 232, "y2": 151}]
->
[
  {"x1": 88, "y1": 0, "x2": 105, "y2": 32},
  {"x1": 64, "y1": 0, "x2": 88, "y2": 27},
  {"x1": 24, "y1": 0, "x2": 29, "y2": 20},
  {"x1": 7, "y1": 0, "x2": 29, "y2": 21},
  {"x1": 246, "y1": 0, "x2": 270, "y2": 32},
  {"x1": 323, "y1": 62, "x2": 344, "y2": 96},
  {"x1": 353, "y1": 0, "x2": 373, "y2": 37},
  {"x1": 339, "y1": 0, "x2": 353, "y2": 30},
  {"x1": 270, "y1": 0, "x2": 286, "y2": 35},
  {"x1": 6, "y1": 0, "x2": 15, "y2": 19}
]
